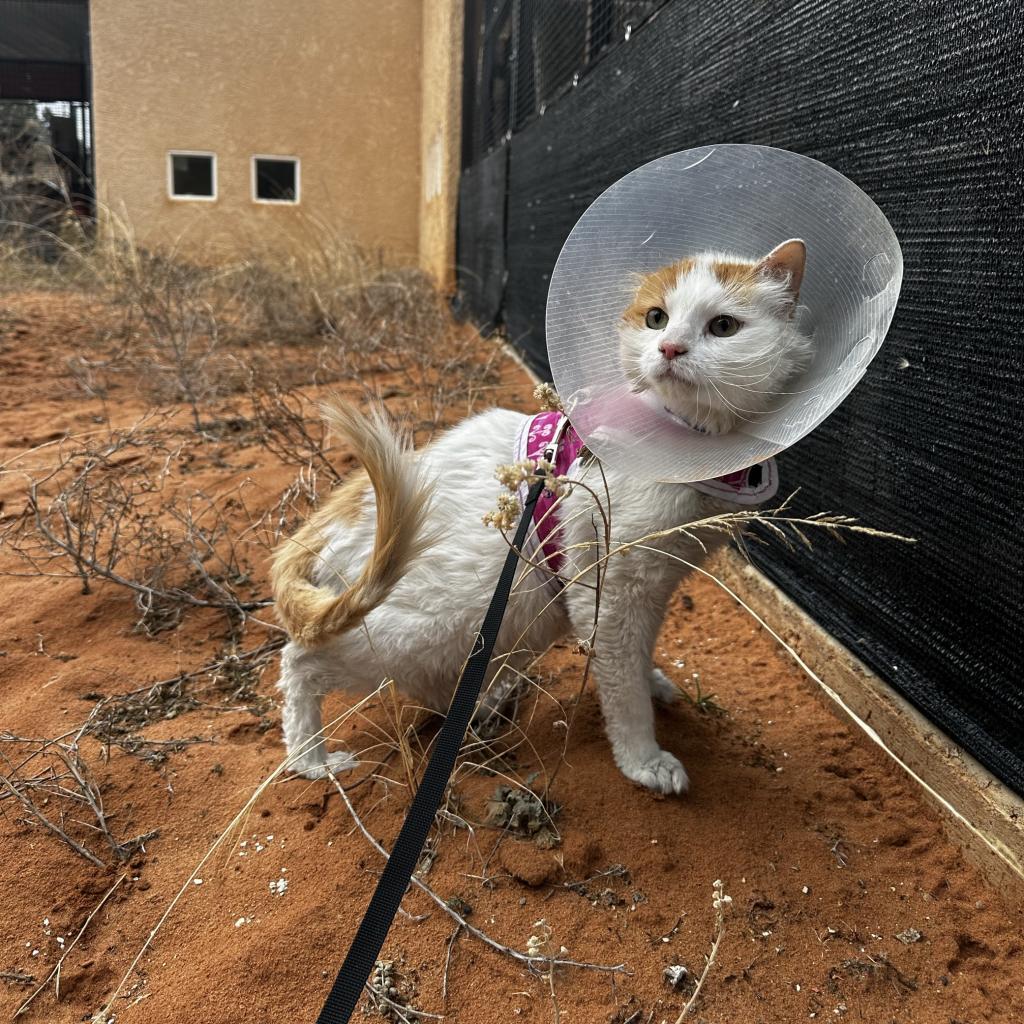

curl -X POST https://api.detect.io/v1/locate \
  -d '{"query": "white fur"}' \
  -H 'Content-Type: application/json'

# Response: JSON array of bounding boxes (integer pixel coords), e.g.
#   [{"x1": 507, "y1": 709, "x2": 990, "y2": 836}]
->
[
  {"x1": 277, "y1": 250, "x2": 810, "y2": 794},
  {"x1": 277, "y1": 409, "x2": 748, "y2": 794}
]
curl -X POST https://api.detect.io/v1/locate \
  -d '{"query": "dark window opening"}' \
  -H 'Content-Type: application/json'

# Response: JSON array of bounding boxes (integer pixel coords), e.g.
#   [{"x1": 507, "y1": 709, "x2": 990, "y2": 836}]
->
[
  {"x1": 254, "y1": 157, "x2": 298, "y2": 202},
  {"x1": 170, "y1": 153, "x2": 214, "y2": 198}
]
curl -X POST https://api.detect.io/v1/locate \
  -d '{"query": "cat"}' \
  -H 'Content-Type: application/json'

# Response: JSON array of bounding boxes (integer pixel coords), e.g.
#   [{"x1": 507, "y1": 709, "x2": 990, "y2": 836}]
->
[{"x1": 271, "y1": 239, "x2": 809, "y2": 794}]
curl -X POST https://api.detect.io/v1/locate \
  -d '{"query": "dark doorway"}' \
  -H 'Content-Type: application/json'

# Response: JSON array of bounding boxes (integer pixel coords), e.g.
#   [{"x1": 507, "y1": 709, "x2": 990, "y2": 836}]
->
[{"x1": 0, "y1": 0, "x2": 94, "y2": 227}]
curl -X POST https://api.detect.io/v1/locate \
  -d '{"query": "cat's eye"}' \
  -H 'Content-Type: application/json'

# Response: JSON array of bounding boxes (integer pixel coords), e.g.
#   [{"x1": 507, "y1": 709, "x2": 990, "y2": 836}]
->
[
  {"x1": 645, "y1": 307, "x2": 669, "y2": 330},
  {"x1": 708, "y1": 314, "x2": 741, "y2": 337}
]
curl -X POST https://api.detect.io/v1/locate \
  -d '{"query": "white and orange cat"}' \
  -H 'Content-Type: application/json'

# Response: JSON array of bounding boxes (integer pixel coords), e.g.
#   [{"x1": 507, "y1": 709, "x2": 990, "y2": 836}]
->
[{"x1": 271, "y1": 240, "x2": 809, "y2": 794}]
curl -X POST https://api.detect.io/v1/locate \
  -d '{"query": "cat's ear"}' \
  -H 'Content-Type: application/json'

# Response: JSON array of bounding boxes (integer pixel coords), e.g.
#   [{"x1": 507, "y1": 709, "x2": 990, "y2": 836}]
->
[{"x1": 756, "y1": 239, "x2": 806, "y2": 298}]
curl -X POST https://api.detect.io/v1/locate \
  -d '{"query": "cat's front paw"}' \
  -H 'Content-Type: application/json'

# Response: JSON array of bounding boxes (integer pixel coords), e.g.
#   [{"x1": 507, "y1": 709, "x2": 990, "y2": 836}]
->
[
  {"x1": 620, "y1": 748, "x2": 690, "y2": 795},
  {"x1": 292, "y1": 749, "x2": 358, "y2": 781},
  {"x1": 648, "y1": 668, "x2": 681, "y2": 706}
]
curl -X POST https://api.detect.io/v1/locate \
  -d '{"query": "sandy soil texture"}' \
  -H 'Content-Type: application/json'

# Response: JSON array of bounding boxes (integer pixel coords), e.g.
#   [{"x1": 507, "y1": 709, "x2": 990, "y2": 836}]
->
[{"x1": 1, "y1": 290, "x2": 1022, "y2": 1024}]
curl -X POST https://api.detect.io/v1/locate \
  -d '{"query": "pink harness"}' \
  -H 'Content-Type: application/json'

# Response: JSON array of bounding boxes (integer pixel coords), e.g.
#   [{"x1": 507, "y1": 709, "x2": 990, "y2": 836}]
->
[{"x1": 513, "y1": 411, "x2": 778, "y2": 592}]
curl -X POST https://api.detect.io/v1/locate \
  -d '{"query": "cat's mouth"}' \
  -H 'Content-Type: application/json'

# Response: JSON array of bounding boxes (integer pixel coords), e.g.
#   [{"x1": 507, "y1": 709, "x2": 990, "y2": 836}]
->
[{"x1": 654, "y1": 360, "x2": 699, "y2": 387}]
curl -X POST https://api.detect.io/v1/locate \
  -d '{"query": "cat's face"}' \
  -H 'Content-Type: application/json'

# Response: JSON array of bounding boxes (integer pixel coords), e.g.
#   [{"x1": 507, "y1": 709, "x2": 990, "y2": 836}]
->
[{"x1": 618, "y1": 240, "x2": 811, "y2": 434}]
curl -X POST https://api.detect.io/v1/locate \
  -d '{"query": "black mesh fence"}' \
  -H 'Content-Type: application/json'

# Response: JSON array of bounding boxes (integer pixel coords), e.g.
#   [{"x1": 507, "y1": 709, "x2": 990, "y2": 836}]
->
[
  {"x1": 461, "y1": 1, "x2": 514, "y2": 170},
  {"x1": 457, "y1": 0, "x2": 1024, "y2": 794},
  {"x1": 452, "y1": 143, "x2": 508, "y2": 337},
  {"x1": 461, "y1": 0, "x2": 670, "y2": 169}
]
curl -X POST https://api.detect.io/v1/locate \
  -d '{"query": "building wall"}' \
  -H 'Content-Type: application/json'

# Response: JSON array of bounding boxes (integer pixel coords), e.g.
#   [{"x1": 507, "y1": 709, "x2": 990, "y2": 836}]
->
[
  {"x1": 417, "y1": 0, "x2": 463, "y2": 289},
  {"x1": 89, "y1": 0, "x2": 424, "y2": 261}
]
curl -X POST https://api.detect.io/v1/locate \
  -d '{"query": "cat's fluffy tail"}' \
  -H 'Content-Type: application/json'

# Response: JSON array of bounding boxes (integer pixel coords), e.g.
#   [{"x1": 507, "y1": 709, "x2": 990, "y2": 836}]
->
[{"x1": 270, "y1": 399, "x2": 432, "y2": 647}]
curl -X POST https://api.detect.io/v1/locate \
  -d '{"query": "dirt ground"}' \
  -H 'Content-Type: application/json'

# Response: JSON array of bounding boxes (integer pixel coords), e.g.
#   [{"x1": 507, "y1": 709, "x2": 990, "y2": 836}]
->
[{"x1": 1, "y1": 288, "x2": 1022, "y2": 1024}]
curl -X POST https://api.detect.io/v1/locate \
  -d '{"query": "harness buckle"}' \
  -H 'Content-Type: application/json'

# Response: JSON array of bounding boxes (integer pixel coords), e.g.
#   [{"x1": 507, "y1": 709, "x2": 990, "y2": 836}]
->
[{"x1": 540, "y1": 414, "x2": 572, "y2": 470}]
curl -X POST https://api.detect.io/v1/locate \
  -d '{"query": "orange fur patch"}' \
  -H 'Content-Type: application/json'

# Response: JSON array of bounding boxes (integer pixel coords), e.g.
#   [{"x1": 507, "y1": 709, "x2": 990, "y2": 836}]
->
[
  {"x1": 623, "y1": 256, "x2": 763, "y2": 326},
  {"x1": 622, "y1": 258, "x2": 695, "y2": 326},
  {"x1": 711, "y1": 258, "x2": 758, "y2": 289}
]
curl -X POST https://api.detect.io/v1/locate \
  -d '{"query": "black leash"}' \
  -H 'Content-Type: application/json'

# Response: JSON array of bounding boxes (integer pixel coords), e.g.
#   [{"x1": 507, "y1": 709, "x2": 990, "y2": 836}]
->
[{"x1": 315, "y1": 476, "x2": 547, "y2": 1024}]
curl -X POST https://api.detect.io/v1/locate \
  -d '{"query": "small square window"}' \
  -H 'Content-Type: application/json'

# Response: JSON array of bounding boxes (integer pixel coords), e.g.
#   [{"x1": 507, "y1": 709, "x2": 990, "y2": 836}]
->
[
  {"x1": 168, "y1": 151, "x2": 215, "y2": 200},
  {"x1": 253, "y1": 156, "x2": 299, "y2": 203}
]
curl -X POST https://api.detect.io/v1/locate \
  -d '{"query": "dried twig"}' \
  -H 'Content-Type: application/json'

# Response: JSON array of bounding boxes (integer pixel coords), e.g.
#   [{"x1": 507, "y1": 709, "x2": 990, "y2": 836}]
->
[
  {"x1": 441, "y1": 925, "x2": 462, "y2": 1005},
  {"x1": 248, "y1": 383, "x2": 345, "y2": 484},
  {"x1": 0, "y1": 971, "x2": 35, "y2": 986},
  {"x1": 673, "y1": 880, "x2": 732, "y2": 1022},
  {"x1": 0, "y1": 732, "x2": 154, "y2": 866}
]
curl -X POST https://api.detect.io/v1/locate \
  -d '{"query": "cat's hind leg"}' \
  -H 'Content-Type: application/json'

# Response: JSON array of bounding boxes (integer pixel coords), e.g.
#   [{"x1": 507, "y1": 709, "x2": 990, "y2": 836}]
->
[
  {"x1": 277, "y1": 641, "x2": 357, "y2": 780},
  {"x1": 408, "y1": 651, "x2": 529, "y2": 741},
  {"x1": 648, "y1": 667, "x2": 681, "y2": 706},
  {"x1": 471, "y1": 652, "x2": 534, "y2": 739}
]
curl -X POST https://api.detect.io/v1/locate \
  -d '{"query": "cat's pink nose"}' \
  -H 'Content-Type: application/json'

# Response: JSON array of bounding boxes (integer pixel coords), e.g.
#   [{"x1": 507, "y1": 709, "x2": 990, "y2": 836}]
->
[{"x1": 659, "y1": 341, "x2": 688, "y2": 360}]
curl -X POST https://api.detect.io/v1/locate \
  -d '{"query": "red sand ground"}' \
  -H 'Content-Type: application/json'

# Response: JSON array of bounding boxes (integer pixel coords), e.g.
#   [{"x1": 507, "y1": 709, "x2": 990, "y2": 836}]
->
[{"x1": 1, "y1": 290, "x2": 1022, "y2": 1024}]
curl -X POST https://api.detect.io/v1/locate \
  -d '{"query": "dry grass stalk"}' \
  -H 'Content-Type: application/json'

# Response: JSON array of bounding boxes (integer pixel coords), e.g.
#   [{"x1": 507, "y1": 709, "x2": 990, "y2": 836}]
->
[
  {"x1": 673, "y1": 880, "x2": 732, "y2": 1022},
  {"x1": 13, "y1": 873, "x2": 126, "y2": 1018}
]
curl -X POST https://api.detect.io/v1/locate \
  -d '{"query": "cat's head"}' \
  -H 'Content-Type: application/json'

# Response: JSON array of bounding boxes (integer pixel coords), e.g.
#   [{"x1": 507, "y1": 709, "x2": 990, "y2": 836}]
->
[{"x1": 618, "y1": 240, "x2": 811, "y2": 434}]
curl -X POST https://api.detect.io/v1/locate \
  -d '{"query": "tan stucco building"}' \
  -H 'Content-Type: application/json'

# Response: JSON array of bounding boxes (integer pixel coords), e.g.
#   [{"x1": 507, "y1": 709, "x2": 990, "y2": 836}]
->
[{"x1": 88, "y1": 0, "x2": 461, "y2": 286}]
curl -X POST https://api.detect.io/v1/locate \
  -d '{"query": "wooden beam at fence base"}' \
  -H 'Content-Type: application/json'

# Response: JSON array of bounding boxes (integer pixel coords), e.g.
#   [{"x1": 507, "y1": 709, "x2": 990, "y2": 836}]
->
[{"x1": 712, "y1": 549, "x2": 1024, "y2": 906}]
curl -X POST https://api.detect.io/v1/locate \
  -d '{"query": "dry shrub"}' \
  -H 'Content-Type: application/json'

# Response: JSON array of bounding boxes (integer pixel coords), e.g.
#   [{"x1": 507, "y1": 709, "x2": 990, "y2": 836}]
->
[
  {"x1": 247, "y1": 383, "x2": 346, "y2": 484},
  {"x1": 84, "y1": 220, "x2": 265, "y2": 429},
  {"x1": 228, "y1": 218, "x2": 419, "y2": 343},
  {"x1": 1, "y1": 421, "x2": 273, "y2": 635},
  {"x1": 4, "y1": 205, "x2": 502, "y2": 435},
  {"x1": 228, "y1": 222, "x2": 504, "y2": 431},
  {"x1": 99, "y1": 244, "x2": 226, "y2": 428}
]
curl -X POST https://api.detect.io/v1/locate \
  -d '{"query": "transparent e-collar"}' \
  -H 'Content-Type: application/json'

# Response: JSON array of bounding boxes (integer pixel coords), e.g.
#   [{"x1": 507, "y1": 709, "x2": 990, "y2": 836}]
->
[{"x1": 546, "y1": 145, "x2": 903, "y2": 483}]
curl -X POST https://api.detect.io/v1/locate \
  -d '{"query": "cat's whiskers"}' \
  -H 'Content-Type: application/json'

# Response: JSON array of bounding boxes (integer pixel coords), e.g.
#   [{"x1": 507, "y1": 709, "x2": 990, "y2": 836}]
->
[
  {"x1": 696, "y1": 380, "x2": 716, "y2": 432},
  {"x1": 718, "y1": 379, "x2": 813, "y2": 398},
  {"x1": 705, "y1": 376, "x2": 761, "y2": 423},
  {"x1": 719, "y1": 340, "x2": 788, "y2": 377},
  {"x1": 716, "y1": 339, "x2": 799, "y2": 397}
]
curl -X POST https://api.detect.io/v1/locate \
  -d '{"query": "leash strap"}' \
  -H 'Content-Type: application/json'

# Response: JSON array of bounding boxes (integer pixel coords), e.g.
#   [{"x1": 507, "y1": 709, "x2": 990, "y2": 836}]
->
[{"x1": 315, "y1": 476, "x2": 547, "y2": 1024}]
